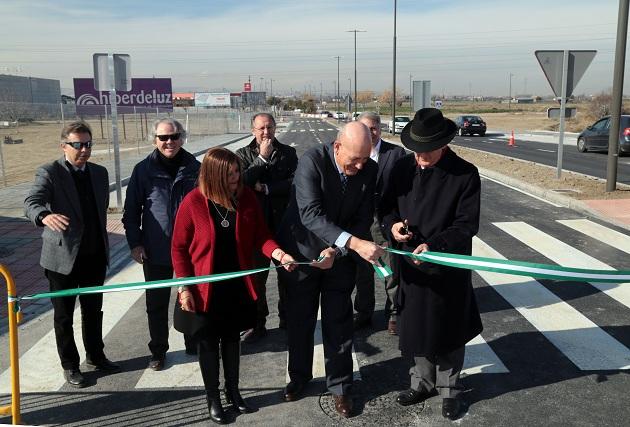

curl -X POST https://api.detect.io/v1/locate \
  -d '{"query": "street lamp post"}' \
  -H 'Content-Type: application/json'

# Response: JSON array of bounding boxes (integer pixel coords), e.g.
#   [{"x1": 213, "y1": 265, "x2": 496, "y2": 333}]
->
[
  {"x1": 346, "y1": 29, "x2": 366, "y2": 119},
  {"x1": 409, "y1": 73, "x2": 413, "y2": 111},
  {"x1": 391, "y1": 0, "x2": 397, "y2": 134},
  {"x1": 348, "y1": 78, "x2": 351, "y2": 114},
  {"x1": 508, "y1": 73, "x2": 514, "y2": 109},
  {"x1": 333, "y1": 56, "x2": 341, "y2": 117}
]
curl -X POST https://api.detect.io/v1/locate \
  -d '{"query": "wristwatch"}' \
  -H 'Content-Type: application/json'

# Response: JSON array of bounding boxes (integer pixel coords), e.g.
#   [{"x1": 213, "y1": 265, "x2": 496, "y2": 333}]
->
[{"x1": 333, "y1": 247, "x2": 344, "y2": 258}]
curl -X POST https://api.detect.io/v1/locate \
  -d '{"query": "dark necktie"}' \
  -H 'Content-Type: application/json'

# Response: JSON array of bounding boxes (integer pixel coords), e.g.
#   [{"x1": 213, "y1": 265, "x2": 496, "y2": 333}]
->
[{"x1": 340, "y1": 173, "x2": 348, "y2": 194}]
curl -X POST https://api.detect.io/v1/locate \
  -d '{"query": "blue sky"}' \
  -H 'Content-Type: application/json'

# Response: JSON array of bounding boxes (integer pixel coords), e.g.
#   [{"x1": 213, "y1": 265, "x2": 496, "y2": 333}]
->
[{"x1": 3, "y1": 0, "x2": 627, "y2": 97}]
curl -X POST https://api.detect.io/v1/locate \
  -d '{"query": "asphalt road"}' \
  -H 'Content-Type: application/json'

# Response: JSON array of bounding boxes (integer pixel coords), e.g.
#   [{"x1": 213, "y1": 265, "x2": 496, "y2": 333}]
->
[
  {"x1": 451, "y1": 132, "x2": 630, "y2": 185},
  {"x1": 1, "y1": 118, "x2": 629, "y2": 426}
]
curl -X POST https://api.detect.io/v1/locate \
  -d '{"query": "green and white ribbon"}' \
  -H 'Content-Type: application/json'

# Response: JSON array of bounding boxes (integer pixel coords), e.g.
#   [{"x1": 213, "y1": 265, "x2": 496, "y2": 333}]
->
[
  {"x1": 373, "y1": 257, "x2": 393, "y2": 280},
  {"x1": 8, "y1": 258, "x2": 323, "y2": 303},
  {"x1": 385, "y1": 248, "x2": 630, "y2": 283}
]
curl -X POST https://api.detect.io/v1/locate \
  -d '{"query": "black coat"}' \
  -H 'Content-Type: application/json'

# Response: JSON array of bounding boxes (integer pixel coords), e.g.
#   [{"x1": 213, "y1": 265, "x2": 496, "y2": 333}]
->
[
  {"x1": 236, "y1": 137, "x2": 298, "y2": 231},
  {"x1": 378, "y1": 148, "x2": 483, "y2": 356}
]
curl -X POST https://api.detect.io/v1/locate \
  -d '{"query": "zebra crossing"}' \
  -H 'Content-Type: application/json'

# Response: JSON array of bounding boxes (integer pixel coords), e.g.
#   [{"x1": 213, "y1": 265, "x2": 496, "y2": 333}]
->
[{"x1": 1, "y1": 217, "x2": 629, "y2": 395}]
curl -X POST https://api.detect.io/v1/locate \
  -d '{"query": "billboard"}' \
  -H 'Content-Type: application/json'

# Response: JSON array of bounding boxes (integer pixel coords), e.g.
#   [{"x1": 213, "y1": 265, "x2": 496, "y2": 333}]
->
[
  {"x1": 73, "y1": 78, "x2": 173, "y2": 115},
  {"x1": 194, "y1": 92, "x2": 231, "y2": 107}
]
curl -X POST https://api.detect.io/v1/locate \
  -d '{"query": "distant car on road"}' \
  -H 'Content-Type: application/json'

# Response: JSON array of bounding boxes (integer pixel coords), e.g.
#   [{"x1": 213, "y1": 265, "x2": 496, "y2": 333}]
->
[
  {"x1": 577, "y1": 115, "x2": 630, "y2": 154},
  {"x1": 333, "y1": 111, "x2": 347, "y2": 119},
  {"x1": 387, "y1": 116, "x2": 410, "y2": 134},
  {"x1": 454, "y1": 115, "x2": 487, "y2": 136}
]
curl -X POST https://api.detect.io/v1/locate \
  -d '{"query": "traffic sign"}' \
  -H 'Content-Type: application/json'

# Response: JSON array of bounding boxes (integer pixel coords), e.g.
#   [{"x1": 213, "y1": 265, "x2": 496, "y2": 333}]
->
[
  {"x1": 93, "y1": 53, "x2": 131, "y2": 91},
  {"x1": 535, "y1": 50, "x2": 596, "y2": 98},
  {"x1": 547, "y1": 107, "x2": 577, "y2": 119}
]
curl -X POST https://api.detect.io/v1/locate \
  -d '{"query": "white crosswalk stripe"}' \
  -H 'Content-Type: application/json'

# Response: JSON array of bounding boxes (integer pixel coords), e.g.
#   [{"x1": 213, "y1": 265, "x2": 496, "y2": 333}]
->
[
  {"x1": 494, "y1": 221, "x2": 630, "y2": 310},
  {"x1": 4, "y1": 218, "x2": 630, "y2": 393}
]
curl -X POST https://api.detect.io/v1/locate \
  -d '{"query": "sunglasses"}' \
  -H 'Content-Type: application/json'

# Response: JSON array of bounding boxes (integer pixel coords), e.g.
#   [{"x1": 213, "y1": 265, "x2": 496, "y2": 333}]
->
[
  {"x1": 156, "y1": 133, "x2": 181, "y2": 142},
  {"x1": 65, "y1": 141, "x2": 93, "y2": 150}
]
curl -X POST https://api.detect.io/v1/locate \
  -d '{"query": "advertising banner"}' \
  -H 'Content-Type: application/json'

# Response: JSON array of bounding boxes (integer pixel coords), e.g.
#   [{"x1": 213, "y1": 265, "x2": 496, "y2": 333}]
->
[
  {"x1": 194, "y1": 92, "x2": 231, "y2": 107},
  {"x1": 73, "y1": 78, "x2": 173, "y2": 115}
]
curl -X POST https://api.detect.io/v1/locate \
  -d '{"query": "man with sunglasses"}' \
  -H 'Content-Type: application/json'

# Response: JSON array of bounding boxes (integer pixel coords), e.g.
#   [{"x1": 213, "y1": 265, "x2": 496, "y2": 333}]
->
[
  {"x1": 25, "y1": 121, "x2": 119, "y2": 388},
  {"x1": 236, "y1": 112, "x2": 298, "y2": 342},
  {"x1": 123, "y1": 118, "x2": 200, "y2": 370}
]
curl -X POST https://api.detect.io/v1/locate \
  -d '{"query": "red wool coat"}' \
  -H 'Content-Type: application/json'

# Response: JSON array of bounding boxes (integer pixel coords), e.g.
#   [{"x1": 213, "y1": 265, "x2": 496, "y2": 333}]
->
[{"x1": 171, "y1": 187, "x2": 279, "y2": 312}]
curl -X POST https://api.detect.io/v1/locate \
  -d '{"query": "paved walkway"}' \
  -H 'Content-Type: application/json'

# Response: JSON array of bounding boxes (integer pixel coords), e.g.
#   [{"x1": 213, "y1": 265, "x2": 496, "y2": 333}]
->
[{"x1": 0, "y1": 132, "x2": 249, "y2": 320}]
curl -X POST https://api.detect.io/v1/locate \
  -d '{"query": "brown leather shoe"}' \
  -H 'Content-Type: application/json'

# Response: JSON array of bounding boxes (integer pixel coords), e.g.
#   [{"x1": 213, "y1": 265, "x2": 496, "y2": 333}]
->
[
  {"x1": 387, "y1": 318, "x2": 398, "y2": 335},
  {"x1": 333, "y1": 394, "x2": 353, "y2": 418}
]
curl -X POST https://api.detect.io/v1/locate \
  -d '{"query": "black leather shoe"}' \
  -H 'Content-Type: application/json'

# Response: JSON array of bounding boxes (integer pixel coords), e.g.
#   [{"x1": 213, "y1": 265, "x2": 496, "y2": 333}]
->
[
  {"x1": 86, "y1": 357, "x2": 121, "y2": 372},
  {"x1": 63, "y1": 369, "x2": 86, "y2": 388},
  {"x1": 185, "y1": 346, "x2": 197, "y2": 356},
  {"x1": 353, "y1": 315, "x2": 371, "y2": 331},
  {"x1": 206, "y1": 394, "x2": 227, "y2": 424},
  {"x1": 442, "y1": 397, "x2": 461, "y2": 420},
  {"x1": 396, "y1": 388, "x2": 435, "y2": 406},
  {"x1": 225, "y1": 387, "x2": 255, "y2": 413},
  {"x1": 283, "y1": 381, "x2": 304, "y2": 402},
  {"x1": 148, "y1": 355, "x2": 165, "y2": 371}
]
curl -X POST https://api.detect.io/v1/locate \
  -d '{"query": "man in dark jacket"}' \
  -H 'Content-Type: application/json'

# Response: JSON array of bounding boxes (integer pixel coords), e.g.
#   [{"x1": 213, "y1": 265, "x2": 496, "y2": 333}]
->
[
  {"x1": 25, "y1": 121, "x2": 119, "y2": 388},
  {"x1": 122, "y1": 118, "x2": 200, "y2": 370},
  {"x1": 353, "y1": 112, "x2": 406, "y2": 334},
  {"x1": 378, "y1": 108, "x2": 482, "y2": 420},
  {"x1": 236, "y1": 112, "x2": 298, "y2": 341}
]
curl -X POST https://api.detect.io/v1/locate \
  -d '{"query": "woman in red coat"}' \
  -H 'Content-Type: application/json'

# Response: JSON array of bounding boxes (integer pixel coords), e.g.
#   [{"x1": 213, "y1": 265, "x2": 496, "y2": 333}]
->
[{"x1": 171, "y1": 147, "x2": 297, "y2": 424}]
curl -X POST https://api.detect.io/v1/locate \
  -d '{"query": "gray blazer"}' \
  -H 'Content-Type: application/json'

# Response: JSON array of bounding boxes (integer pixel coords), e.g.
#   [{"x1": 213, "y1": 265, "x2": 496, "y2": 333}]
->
[
  {"x1": 275, "y1": 142, "x2": 377, "y2": 261},
  {"x1": 24, "y1": 157, "x2": 110, "y2": 275}
]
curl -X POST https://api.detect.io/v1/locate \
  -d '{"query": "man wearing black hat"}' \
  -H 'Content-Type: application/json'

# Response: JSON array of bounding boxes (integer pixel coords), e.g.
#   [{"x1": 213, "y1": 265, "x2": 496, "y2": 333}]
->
[{"x1": 378, "y1": 108, "x2": 482, "y2": 420}]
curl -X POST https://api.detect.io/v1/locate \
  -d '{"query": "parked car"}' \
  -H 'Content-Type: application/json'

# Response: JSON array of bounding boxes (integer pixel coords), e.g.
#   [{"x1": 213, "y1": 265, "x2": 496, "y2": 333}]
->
[
  {"x1": 577, "y1": 115, "x2": 630, "y2": 154},
  {"x1": 387, "y1": 116, "x2": 411, "y2": 134},
  {"x1": 454, "y1": 115, "x2": 487, "y2": 136},
  {"x1": 333, "y1": 111, "x2": 347, "y2": 119}
]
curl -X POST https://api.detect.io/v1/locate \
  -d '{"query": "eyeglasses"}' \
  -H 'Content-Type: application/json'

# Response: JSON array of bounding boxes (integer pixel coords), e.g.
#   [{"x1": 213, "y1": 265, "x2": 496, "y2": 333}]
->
[
  {"x1": 156, "y1": 133, "x2": 181, "y2": 142},
  {"x1": 253, "y1": 126, "x2": 275, "y2": 132},
  {"x1": 65, "y1": 141, "x2": 93, "y2": 150}
]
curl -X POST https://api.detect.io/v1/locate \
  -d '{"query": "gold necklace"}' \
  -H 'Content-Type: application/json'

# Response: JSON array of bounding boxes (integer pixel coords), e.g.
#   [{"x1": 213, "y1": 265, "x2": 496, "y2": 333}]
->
[{"x1": 210, "y1": 200, "x2": 230, "y2": 228}]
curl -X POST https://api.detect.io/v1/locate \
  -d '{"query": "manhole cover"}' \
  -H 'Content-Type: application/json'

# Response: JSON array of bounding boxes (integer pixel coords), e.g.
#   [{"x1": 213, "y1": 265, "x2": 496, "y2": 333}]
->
[{"x1": 319, "y1": 391, "x2": 426, "y2": 425}]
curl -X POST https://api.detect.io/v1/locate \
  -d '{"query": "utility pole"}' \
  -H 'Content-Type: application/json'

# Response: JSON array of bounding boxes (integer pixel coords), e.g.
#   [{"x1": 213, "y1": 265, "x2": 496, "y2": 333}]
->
[
  {"x1": 333, "y1": 56, "x2": 341, "y2": 116},
  {"x1": 391, "y1": 0, "x2": 397, "y2": 134},
  {"x1": 508, "y1": 73, "x2": 514, "y2": 109},
  {"x1": 346, "y1": 29, "x2": 366, "y2": 118}
]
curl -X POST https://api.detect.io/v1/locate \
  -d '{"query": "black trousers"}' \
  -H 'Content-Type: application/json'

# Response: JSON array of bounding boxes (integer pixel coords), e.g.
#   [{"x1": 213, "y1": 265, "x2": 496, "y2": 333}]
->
[
  {"x1": 46, "y1": 256, "x2": 107, "y2": 370},
  {"x1": 143, "y1": 263, "x2": 194, "y2": 357},
  {"x1": 281, "y1": 257, "x2": 356, "y2": 396}
]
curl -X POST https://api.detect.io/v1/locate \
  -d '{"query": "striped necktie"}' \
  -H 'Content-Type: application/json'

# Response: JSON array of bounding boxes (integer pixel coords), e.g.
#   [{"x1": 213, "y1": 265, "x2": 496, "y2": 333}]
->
[{"x1": 340, "y1": 173, "x2": 348, "y2": 194}]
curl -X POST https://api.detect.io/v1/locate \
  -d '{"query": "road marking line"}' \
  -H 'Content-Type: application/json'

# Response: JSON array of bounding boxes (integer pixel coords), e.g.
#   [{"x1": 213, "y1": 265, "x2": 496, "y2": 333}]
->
[
  {"x1": 537, "y1": 149, "x2": 555, "y2": 153},
  {"x1": 481, "y1": 175, "x2": 563, "y2": 207},
  {"x1": 474, "y1": 236, "x2": 630, "y2": 370},
  {"x1": 0, "y1": 262, "x2": 145, "y2": 392},
  {"x1": 300, "y1": 129, "x2": 306, "y2": 132},
  {"x1": 494, "y1": 221, "x2": 630, "y2": 310},
  {"x1": 462, "y1": 334, "x2": 509, "y2": 375},
  {"x1": 558, "y1": 219, "x2": 630, "y2": 255}
]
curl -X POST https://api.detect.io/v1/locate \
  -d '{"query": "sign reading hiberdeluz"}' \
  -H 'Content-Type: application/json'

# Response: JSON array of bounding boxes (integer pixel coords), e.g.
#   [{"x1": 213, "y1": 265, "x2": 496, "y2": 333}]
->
[{"x1": 73, "y1": 77, "x2": 173, "y2": 115}]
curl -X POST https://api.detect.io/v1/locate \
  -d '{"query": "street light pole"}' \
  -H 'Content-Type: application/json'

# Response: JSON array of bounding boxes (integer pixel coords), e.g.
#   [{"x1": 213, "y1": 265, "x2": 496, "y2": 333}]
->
[
  {"x1": 348, "y1": 78, "x2": 351, "y2": 113},
  {"x1": 391, "y1": 0, "x2": 397, "y2": 134},
  {"x1": 347, "y1": 29, "x2": 366, "y2": 119},
  {"x1": 333, "y1": 56, "x2": 341, "y2": 117},
  {"x1": 508, "y1": 73, "x2": 514, "y2": 109},
  {"x1": 409, "y1": 73, "x2": 413, "y2": 111}
]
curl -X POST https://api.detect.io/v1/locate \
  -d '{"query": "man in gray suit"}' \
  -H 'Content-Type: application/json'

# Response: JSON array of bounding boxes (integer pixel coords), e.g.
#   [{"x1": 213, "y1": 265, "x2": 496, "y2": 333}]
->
[
  {"x1": 25, "y1": 121, "x2": 120, "y2": 388},
  {"x1": 275, "y1": 121, "x2": 384, "y2": 418},
  {"x1": 353, "y1": 112, "x2": 407, "y2": 334}
]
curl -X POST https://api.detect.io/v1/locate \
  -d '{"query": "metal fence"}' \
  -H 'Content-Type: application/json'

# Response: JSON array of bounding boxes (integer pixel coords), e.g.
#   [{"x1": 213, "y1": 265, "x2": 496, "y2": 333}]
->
[{"x1": 0, "y1": 102, "x2": 269, "y2": 187}]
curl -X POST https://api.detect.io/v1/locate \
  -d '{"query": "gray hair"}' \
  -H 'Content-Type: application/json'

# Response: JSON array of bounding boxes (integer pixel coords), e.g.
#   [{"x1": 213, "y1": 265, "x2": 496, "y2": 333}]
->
[
  {"x1": 251, "y1": 112, "x2": 276, "y2": 127},
  {"x1": 357, "y1": 111, "x2": 381, "y2": 125},
  {"x1": 150, "y1": 118, "x2": 186, "y2": 141}
]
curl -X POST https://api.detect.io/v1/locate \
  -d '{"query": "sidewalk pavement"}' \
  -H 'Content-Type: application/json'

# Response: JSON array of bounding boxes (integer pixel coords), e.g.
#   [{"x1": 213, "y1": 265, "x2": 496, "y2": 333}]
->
[{"x1": 0, "y1": 132, "x2": 250, "y2": 322}]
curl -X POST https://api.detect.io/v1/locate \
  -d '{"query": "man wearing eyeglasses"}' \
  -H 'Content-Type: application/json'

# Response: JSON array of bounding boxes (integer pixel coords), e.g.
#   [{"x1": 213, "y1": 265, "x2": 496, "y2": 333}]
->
[
  {"x1": 236, "y1": 112, "x2": 298, "y2": 342},
  {"x1": 25, "y1": 121, "x2": 119, "y2": 388},
  {"x1": 122, "y1": 118, "x2": 200, "y2": 370}
]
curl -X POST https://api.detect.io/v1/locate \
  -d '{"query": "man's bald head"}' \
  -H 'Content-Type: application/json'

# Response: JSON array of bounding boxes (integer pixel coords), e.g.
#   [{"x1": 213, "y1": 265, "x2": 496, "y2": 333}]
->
[{"x1": 334, "y1": 121, "x2": 372, "y2": 176}]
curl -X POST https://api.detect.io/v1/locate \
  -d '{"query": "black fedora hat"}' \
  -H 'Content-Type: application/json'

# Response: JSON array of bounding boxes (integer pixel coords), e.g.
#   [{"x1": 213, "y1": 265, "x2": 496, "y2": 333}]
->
[{"x1": 400, "y1": 108, "x2": 457, "y2": 153}]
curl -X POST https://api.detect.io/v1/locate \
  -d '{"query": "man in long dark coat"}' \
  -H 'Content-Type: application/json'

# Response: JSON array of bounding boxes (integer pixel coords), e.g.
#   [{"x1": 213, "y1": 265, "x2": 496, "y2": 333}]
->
[{"x1": 378, "y1": 108, "x2": 482, "y2": 420}]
